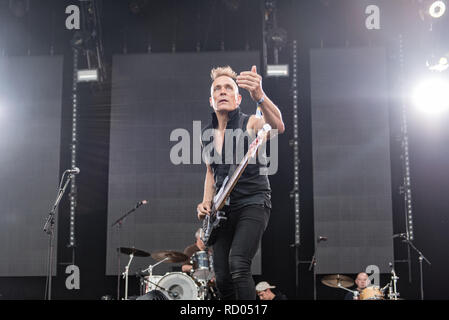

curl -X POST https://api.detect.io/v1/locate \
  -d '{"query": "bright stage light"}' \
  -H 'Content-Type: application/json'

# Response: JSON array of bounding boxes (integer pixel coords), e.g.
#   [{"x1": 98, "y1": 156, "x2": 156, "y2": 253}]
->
[
  {"x1": 77, "y1": 69, "x2": 99, "y2": 82},
  {"x1": 429, "y1": 1, "x2": 446, "y2": 18},
  {"x1": 412, "y1": 78, "x2": 449, "y2": 114},
  {"x1": 427, "y1": 55, "x2": 449, "y2": 72},
  {"x1": 266, "y1": 64, "x2": 289, "y2": 77}
]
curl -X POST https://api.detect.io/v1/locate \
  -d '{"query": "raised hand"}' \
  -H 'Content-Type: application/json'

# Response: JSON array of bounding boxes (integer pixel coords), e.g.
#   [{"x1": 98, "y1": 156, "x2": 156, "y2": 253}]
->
[{"x1": 236, "y1": 65, "x2": 264, "y2": 102}]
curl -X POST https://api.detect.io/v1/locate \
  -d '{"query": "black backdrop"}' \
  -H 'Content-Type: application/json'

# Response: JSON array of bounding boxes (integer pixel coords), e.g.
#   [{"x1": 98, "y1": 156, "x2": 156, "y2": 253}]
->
[{"x1": 0, "y1": 0, "x2": 448, "y2": 300}]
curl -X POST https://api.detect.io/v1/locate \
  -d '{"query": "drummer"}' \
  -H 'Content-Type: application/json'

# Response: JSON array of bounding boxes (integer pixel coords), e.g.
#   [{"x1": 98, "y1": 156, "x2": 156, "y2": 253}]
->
[
  {"x1": 344, "y1": 272, "x2": 370, "y2": 300},
  {"x1": 181, "y1": 228, "x2": 209, "y2": 274}
]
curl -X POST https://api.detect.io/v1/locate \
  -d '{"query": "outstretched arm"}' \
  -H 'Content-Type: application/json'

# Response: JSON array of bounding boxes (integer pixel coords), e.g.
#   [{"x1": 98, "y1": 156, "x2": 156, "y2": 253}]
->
[{"x1": 236, "y1": 65, "x2": 285, "y2": 135}]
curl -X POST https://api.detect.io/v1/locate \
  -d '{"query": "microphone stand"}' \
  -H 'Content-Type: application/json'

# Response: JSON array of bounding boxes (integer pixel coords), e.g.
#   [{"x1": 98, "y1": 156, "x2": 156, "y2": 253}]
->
[
  {"x1": 308, "y1": 251, "x2": 317, "y2": 301},
  {"x1": 289, "y1": 243, "x2": 300, "y2": 299},
  {"x1": 43, "y1": 171, "x2": 75, "y2": 300},
  {"x1": 111, "y1": 201, "x2": 147, "y2": 300},
  {"x1": 308, "y1": 237, "x2": 326, "y2": 300},
  {"x1": 400, "y1": 237, "x2": 431, "y2": 300}
]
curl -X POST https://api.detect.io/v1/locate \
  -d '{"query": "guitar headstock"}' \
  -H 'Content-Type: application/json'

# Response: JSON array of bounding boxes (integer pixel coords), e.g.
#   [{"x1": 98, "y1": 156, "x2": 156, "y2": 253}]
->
[
  {"x1": 257, "y1": 124, "x2": 272, "y2": 138},
  {"x1": 248, "y1": 124, "x2": 272, "y2": 158}
]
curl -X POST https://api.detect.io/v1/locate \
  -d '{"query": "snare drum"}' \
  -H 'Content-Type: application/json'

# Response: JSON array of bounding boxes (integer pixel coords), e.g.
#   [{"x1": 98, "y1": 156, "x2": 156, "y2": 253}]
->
[
  {"x1": 157, "y1": 272, "x2": 200, "y2": 300},
  {"x1": 359, "y1": 286, "x2": 384, "y2": 300}
]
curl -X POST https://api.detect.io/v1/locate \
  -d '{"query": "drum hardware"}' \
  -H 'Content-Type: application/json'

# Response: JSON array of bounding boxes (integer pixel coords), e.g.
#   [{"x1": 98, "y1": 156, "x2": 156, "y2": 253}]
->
[
  {"x1": 140, "y1": 256, "x2": 170, "y2": 294},
  {"x1": 321, "y1": 274, "x2": 359, "y2": 299},
  {"x1": 309, "y1": 236, "x2": 328, "y2": 300},
  {"x1": 118, "y1": 247, "x2": 151, "y2": 257},
  {"x1": 322, "y1": 268, "x2": 403, "y2": 300},
  {"x1": 122, "y1": 252, "x2": 134, "y2": 300},
  {"x1": 190, "y1": 251, "x2": 213, "y2": 282},
  {"x1": 117, "y1": 247, "x2": 151, "y2": 300},
  {"x1": 151, "y1": 250, "x2": 189, "y2": 264},
  {"x1": 155, "y1": 272, "x2": 201, "y2": 300},
  {"x1": 140, "y1": 250, "x2": 189, "y2": 298},
  {"x1": 386, "y1": 262, "x2": 400, "y2": 300},
  {"x1": 359, "y1": 286, "x2": 384, "y2": 300},
  {"x1": 111, "y1": 200, "x2": 148, "y2": 300},
  {"x1": 321, "y1": 274, "x2": 354, "y2": 288},
  {"x1": 338, "y1": 283, "x2": 360, "y2": 299},
  {"x1": 43, "y1": 169, "x2": 77, "y2": 300},
  {"x1": 395, "y1": 234, "x2": 431, "y2": 300},
  {"x1": 143, "y1": 275, "x2": 164, "y2": 293},
  {"x1": 141, "y1": 250, "x2": 186, "y2": 281}
]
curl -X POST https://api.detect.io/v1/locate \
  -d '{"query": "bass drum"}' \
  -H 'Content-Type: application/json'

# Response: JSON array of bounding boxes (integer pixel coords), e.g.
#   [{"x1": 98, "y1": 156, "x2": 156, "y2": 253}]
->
[{"x1": 157, "y1": 272, "x2": 200, "y2": 300}]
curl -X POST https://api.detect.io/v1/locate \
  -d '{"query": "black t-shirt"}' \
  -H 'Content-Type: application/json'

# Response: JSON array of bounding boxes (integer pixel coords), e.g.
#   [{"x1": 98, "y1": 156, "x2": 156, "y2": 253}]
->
[
  {"x1": 201, "y1": 107, "x2": 271, "y2": 211},
  {"x1": 273, "y1": 292, "x2": 288, "y2": 300}
]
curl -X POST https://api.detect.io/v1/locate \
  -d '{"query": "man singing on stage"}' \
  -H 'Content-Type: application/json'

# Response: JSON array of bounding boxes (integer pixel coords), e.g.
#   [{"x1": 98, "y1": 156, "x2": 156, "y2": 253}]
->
[{"x1": 197, "y1": 65, "x2": 285, "y2": 300}]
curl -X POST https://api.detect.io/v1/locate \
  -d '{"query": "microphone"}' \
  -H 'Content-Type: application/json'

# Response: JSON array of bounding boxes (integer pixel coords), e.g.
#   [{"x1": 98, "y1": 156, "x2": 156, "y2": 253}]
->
[
  {"x1": 317, "y1": 236, "x2": 327, "y2": 242},
  {"x1": 136, "y1": 200, "x2": 148, "y2": 207},
  {"x1": 66, "y1": 167, "x2": 80, "y2": 175}
]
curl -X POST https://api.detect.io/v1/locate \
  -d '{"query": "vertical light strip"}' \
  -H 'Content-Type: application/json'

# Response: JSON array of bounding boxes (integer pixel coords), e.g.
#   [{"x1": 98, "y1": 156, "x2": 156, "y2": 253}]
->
[
  {"x1": 399, "y1": 34, "x2": 414, "y2": 241},
  {"x1": 69, "y1": 48, "x2": 79, "y2": 248},
  {"x1": 291, "y1": 40, "x2": 300, "y2": 246}
]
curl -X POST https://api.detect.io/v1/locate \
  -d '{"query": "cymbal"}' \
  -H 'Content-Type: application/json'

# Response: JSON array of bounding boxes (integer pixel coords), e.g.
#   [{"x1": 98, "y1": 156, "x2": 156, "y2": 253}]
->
[
  {"x1": 117, "y1": 247, "x2": 151, "y2": 257},
  {"x1": 321, "y1": 274, "x2": 354, "y2": 288},
  {"x1": 151, "y1": 250, "x2": 188, "y2": 263}
]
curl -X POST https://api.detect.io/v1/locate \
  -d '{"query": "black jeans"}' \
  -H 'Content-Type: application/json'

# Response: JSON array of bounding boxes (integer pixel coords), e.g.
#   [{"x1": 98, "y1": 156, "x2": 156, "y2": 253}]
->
[{"x1": 212, "y1": 204, "x2": 270, "y2": 300}]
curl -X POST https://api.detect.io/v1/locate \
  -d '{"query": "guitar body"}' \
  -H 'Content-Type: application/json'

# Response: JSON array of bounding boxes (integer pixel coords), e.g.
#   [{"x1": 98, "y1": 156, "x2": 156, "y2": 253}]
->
[
  {"x1": 202, "y1": 207, "x2": 227, "y2": 247},
  {"x1": 202, "y1": 177, "x2": 229, "y2": 246}
]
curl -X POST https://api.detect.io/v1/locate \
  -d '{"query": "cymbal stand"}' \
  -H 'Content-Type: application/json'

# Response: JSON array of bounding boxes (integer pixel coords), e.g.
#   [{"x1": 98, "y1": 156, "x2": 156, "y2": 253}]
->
[
  {"x1": 141, "y1": 257, "x2": 169, "y2": 277},
  {"x1": 111, "y1": 201, "x2": 147, "y2": 300},
  {"x1": 337, "y1": 283, "x2": 359, "y2": 299},
  {"x1": 122, "y1": 253, "x2": 134, "y2": 300},
  {"x1": 388, "y1": 264, "x2": 400, "y2": 300}
]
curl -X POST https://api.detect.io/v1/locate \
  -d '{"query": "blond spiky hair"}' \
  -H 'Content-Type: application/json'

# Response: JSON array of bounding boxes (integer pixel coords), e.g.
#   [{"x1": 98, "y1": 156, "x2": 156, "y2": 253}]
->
[{"x1": 210, "y1": 66, "x2": 237, "y2": 81}]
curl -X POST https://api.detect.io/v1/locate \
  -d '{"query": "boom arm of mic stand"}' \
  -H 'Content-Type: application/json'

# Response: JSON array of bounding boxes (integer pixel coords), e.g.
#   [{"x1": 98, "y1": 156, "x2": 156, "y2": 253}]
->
[
  {"x1": 111, "y1": 202, "x2": 146, "y2": 228},
  {"x1": 43, "y1": 173, "x2": 74, "y2": 234},
  {"x1": 402, "y1": 238, "x2": 431, "y2": 265}
]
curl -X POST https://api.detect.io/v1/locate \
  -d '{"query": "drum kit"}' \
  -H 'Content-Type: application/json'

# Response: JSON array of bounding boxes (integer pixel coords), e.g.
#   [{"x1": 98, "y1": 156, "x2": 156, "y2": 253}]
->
[
  {"x1": 321, "y1": 268, "x2": 402, "y2": 300},
  {"x1": 117, "y1": 247, "x2": 216, "y2": 300}
]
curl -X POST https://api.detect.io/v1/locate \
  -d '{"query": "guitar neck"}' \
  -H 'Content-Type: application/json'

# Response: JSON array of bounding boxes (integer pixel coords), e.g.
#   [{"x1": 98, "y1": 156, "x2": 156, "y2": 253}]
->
[
  {"x1": 214, "y1": 133, "x2": 266, "y2": 210},
  {"x1": 215, "y1": 154, "x2": 250, "y2": 210}
]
